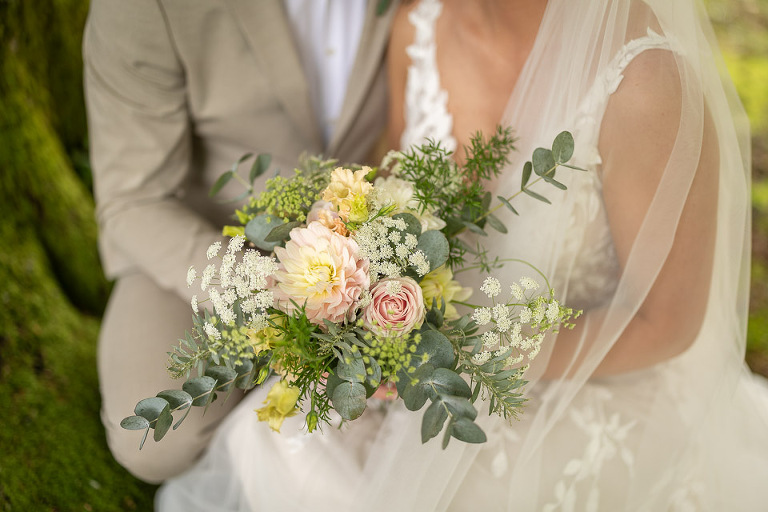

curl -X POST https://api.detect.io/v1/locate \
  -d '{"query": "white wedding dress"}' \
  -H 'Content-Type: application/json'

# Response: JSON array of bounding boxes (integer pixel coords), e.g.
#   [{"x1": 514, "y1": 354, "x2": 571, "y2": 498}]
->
[{"x1": 157, "y1": 1, "x2": 768, "y2": 510}]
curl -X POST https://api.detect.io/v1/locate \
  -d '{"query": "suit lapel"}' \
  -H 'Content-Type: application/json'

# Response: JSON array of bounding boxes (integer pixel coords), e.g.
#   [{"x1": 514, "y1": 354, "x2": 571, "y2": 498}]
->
[
  {"x1": 223, "y1": 0, "x2": 324, "y2": 152},
  {"x1": 327, "y1": 0, "x2": 397, "y2": 156}
]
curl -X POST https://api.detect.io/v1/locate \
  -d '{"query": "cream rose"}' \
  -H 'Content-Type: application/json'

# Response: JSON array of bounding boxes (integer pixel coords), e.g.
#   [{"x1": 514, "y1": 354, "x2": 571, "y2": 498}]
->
[{"x1": 363, "y1": 277, "x2": 426, "y2": 337}]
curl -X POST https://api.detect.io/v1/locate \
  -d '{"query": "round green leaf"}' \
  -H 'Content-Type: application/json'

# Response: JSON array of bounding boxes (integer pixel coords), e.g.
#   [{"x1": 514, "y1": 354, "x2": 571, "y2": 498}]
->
[
  {"x1": 421, "y1": 399, "x2": 449, "y2": 443},
  {"x1": 156, "y1": 390, "x2": 193, "y2": 411},
  {"x1": 397, "y1": 362, "x2": 435, "y2": 411},
  {"x1": 234, "y1": 358, "x2": 256, "y2": 389},
  {"x1": 424, "y1": 368, "x2": 472, "y2": 398},
  {"x1": 325, "y1": 372, "x2": 344, "y2": 399},
  {"x1": 450, "y1": 417, "x2": 487, "y2": 444},
  {"x1": 362, "y1": 357, "x2": 382, "y2": 398},
  {"x1": 120, "y1": 415, "x2": 150, "y2": 431},
  {"x1": 244, "y1": 214, "x2": 285, "y2": 251},
  {"x1": 336, "y1": 349, "x2": 366, "y2": 383},
  {"x1": 440, "y1": 395, "x2": 478, "y2": 420},
  {"x1": 331, "y1": 381, "x2": 367, "y2": 420},
  {"x1": 182, "y1": 376, "x2": 217, "y2": 407},
  {"x1": 416, "y1": 230, "x2": 449, "y2": 273},
  {"x1": 551, "y1": 131, "x2": 574, "y2": 163},
  {"x1": 205, "y1": 365, "x2": 238, "y2": 392},
  {"x1": 415, "y1": 330, "x2": 455, "y2": 369},
  {"x1": 265, "y1": 221, "x2": 303, "y2": 243},
  {"x1": 532, "y1": 147, "x2": 556, "y2": 177},
  {"x1": 153, "y1": 407, "x2": 174, "y2": 442},
  {"x1": 134, "y1": 397, "x2": 170, "y2": 423}
]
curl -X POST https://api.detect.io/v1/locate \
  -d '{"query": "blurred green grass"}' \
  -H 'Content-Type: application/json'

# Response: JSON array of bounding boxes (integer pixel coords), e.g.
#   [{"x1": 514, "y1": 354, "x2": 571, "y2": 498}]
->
[{"x1": 0, "y1": 1, "x2": 766, "y2": 511}]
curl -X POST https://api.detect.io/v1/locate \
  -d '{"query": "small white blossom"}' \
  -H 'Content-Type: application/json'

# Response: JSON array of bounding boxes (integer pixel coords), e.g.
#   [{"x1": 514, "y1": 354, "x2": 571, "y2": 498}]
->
[
  {"x1": 471, "y1": 351, "x2": 492, "y2": 365},
  {"x1": 408, "y1": 250, "x2": 430, "y2": 277},
  {"x1": 496, "y1": 316, "x2": 513, "y2": 333},
  {"x1": 506, "y1": 353, "x2": 525, "y2": 366},
  {"x1": 533, "y1": 302, "x2": 546, "y2": 324},
  {"x1": 492, "y1": 304, "x2": 509, "y2": 322},
  {"x1": 472, "y1": 307, "x2": 492, "y2": 326},
  {"x1": 404, "y1": 234, "x2": 418, "y2": 249},
  {"x1": 520, "y1": 277, "x2": 539, "y2": 291},
  {"x1": 253, "y1": 290, "x2": 274, "y2": 309},
  {"x1": 546, "y1": 300, "x2": 561, "y2": 323},
  {"x1": 395, "y1": 244, "x2": 410, "y2": 259},
  {"x1": 386, "y1": 280, "x2": 403, "y2": 296},
  {"x1": 388, "y1": 230, "x2": 402, "y2": 244},
  {"x1": 510, "y1": 283, "x2": 524, "y2": 301},
  {"x1": 480, "y1": 277, "x2": 501, "y2": 298},
  {"x1": 201, "y1": 264, "x2": 216, "y2": 291},
  {"x1": 250, "y1": 313, "x2": 268, "y2": 332},
  {"x1": 206, "y1": 241, "x2": 222, "y2": 260},
  {"x1": 379, "y1": 244, "x2": 394, "y2": 260},
  {"x1": 190, "y1": 295, "x2": 199, "y2": 313},
  {"x1": 227, "y1": 234, "x2": 246, "y2": 254},
  {"x1": 482, "y1": 330, "x2": 499, "y2": 348},
  {"x1": 519, "y1": 307, "x2": 532, "y2": 324},
  {"x1": 222, "y1": 288, "x2": 237, "y2": 306},
  {"x1": 359, "y1": 290, "x2": 372, "y2": 308},
  {"x1": 186, "y1": 266, "x2": 197, "y2": 287},
  {"x1": 219, "y1": 307, "x2": 236, "y2": 325},
  {"x1": 204, "y1": 322, "x2": 221, "y2": 340}
]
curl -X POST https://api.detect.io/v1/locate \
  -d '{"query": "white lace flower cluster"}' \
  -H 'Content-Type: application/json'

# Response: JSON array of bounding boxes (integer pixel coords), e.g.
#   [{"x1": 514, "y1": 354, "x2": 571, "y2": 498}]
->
[
  {"x1": 470, "y1": 276, "x2": 567, "y2": 368},
  {"x1": 354, "y1": 216, "x2": 430, "y2": 282},
  {"x1": 187, "y1": 235, "x2": 278, "y2": 341}
]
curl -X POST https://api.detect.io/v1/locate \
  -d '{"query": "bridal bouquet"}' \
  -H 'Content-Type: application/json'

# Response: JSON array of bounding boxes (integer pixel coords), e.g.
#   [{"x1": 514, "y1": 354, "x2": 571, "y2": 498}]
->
[{"x1": 121, "y1": 128, "x2": 581, "y2": 449}]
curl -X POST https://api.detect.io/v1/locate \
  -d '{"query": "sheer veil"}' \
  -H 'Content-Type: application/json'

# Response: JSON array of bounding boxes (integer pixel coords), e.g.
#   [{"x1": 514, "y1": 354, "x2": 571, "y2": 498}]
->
[{"x1": 157, "y1": 0, "x2": 768, "y2": 510}]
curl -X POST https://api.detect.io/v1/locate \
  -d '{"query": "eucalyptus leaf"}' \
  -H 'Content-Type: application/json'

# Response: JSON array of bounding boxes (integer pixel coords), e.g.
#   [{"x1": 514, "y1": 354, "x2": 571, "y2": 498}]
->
[
  {"x1": 486, "y1": 214, "x2": 507, "y2": 234},
  {"x1": 325, "y1": 372, "x2": 344, "y2": 399},
  {"x1": 423, "y1": 368, "x2": 472, "y2": 398},
  {"x1": 461, "y1": 221, "x2": 488, "y2": 237},
  {"x1": 523, "y1": 188, "x2": 552, "y2": 204},
  {"x1": 421, "y1": 399, "x2": 449, "y2": 443},
  {"x1": 425, "y1": 306, "x2": 444, "y2": 329},
  {"x1": 415, "y1": 329, "x2": 455, "y2": 369},
  {"x1": 397, "y1": 363, "x2": 435, "y2": 411},
  {"x1": 205, "y1": 365, "x2": 238, "y2": 392},
  {"x1": 362, "y1": 357, "x2": 383, "y2": 397},
  {"x1": 244, "y1": 214, "x2": 285, "y2": 251},
  {"x1": 249, "y1": 153, "x2": 272, "y2": 183},
  {"x1": 440, "y1": 395, "x2": 478, "y2": 420},
  {"x1": 182, "y1": 376, "x2": 217, "y2": 406},
  {"x1": 331, "y1": 381, "x2": 367, "y2": 420},
  {"x1": 134, "y1": 397, "x2": 170, "y2": 425},
  {"x1": 496, "y1": 195, "x2": 519, "y2": 216},
  {"x1": 542, "y1": 175, "x2": 568, "y2": 190},
  {"x1": 532, "y1": 148, "x2": 556, "y2": 177},
  {"x1": 521, "y1": 161, "x2": 533, "y2": 188},
  {"x1": 234, "y1": 358, "x2": 255, "y2": 389},
  {"x1": 156, "y1": 390, "x2": 193, "y2": 411},
  {"x1": 209, "y1": 171, "x2": 234, "y2": 198},
  {"x1": 264, "y1": 221, "x2": 302, "y2": 243},
  {"x1": 416, "y1": 230, "x2": 450, "y2": 272},
  {"x1": 153, "y1": 407, "x2": 174, "y2": 442},
  {"x1": 336, "y1": 349, "x2": 366, "y2": 383},
  {"x1": 450, "y1": 417, "x2": 487, "y2": 444},
  {"x1": 551, "y1": 131, "x2": 574, "y2": 163},
  {"x1": 120, "y1": 415, "x2": 150, "y2": 431}
]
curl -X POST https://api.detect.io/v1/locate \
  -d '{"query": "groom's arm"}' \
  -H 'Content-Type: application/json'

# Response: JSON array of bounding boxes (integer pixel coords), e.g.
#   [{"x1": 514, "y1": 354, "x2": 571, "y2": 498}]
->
[{"x1": 84, "y1": 0, "x2": 225, "y2": 304}]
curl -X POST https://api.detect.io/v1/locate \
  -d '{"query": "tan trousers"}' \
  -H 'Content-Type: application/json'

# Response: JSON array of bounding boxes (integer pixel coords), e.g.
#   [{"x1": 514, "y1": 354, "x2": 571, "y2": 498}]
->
[{"x1": 98, "y1": 273, "x2": 242, "y2": 483}]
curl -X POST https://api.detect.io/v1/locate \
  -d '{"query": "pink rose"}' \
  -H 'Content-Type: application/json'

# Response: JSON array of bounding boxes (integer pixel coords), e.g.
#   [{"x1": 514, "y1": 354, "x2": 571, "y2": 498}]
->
[
  {"x1": 273, "y1": 221, "x2": 369, "y2": 325},
  {"x1": 363, "y1": 278, "x2": 426, "y2": 337}
]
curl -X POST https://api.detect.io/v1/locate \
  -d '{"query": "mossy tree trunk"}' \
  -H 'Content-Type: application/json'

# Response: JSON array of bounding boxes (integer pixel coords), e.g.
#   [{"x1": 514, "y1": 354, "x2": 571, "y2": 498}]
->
[{"x1": 0, "y1": 1, "x2": 155, "y2": 509}]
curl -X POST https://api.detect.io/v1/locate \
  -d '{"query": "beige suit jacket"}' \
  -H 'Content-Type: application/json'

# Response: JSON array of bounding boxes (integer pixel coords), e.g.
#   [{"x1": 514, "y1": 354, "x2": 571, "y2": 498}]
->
[{"x1": 84, "y1": 0, "x2": 396, "y2": 301}]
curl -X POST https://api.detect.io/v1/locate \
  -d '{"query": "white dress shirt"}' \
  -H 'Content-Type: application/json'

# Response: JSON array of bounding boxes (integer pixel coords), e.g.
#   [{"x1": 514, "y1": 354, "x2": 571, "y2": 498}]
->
[{"x1": 283, "y1": 0, "x2": 368, "y2": 146}]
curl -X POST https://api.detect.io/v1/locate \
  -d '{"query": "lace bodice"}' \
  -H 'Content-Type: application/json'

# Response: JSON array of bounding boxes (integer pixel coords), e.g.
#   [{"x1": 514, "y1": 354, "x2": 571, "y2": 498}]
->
[{"x1": 401, "y1": 0, "x2": 672, "y2": 310}]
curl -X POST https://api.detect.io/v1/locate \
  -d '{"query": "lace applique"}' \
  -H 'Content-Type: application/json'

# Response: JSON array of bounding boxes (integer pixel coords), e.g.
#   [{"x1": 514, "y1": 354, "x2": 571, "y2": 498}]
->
[
  {"x1": 542, "y1": 387, "x2": 638, "y2": 512},
  {"x1": 400, "y1": 0, "x2": 457, "y2": 153}
]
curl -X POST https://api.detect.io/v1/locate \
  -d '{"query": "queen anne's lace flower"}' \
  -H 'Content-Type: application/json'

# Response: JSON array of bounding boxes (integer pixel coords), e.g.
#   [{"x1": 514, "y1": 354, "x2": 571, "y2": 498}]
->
[
  {"x1": 473, "y1": 307, "x2": 492, "y2": 325},
  {"x1": 481, "y1": 277, "x2": 502, "y2": 298},
  {"x1": 520, "y1": 277, "x2": 539, "y2": 291},
  {"x1": 204, "y1": 322, "x2": 221, "y2": 340},
  {"x1": 186, "y1": 266, "x2": 197, "y2": 287},
  {"x1": 206, "y1": 241, "x2": 222, "y2": 260}
]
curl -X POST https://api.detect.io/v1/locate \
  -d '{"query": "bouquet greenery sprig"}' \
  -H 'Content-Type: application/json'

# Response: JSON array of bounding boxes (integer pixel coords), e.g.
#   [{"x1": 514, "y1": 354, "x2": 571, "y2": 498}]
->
[{"x1": 121, "y1": 127, "x2": 582, "y2": 449}]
